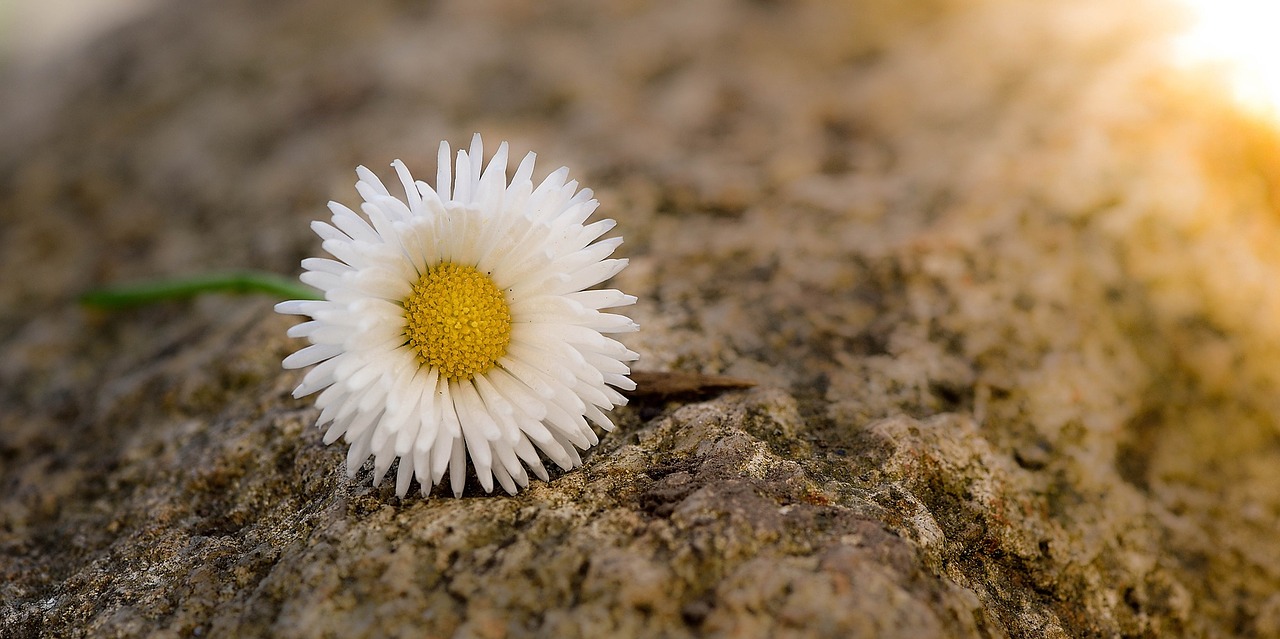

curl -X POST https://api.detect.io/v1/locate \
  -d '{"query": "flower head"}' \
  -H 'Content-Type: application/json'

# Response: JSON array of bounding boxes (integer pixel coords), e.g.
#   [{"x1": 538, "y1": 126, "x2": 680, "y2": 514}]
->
[{"x1": 277, "y1": 135, "x2": 638, "y2": 497}]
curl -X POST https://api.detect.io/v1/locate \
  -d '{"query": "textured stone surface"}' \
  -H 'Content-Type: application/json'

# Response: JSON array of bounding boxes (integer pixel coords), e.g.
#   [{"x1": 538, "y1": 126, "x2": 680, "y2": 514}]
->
[{"x1": 4, "y1": 0, "x2": 1280, "y2": 637}]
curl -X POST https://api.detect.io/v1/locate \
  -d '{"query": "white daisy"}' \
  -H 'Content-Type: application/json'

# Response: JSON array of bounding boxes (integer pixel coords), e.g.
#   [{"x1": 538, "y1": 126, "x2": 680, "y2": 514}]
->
[{"x1": 276, "y1": 135, "x2": 639, "y2": 498}]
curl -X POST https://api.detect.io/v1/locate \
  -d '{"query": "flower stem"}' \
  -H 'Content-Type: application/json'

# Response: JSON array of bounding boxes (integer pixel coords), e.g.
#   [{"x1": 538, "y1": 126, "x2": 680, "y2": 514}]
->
[{"x1": 80, "y1": 271, "x2": 323, "y2": 309}]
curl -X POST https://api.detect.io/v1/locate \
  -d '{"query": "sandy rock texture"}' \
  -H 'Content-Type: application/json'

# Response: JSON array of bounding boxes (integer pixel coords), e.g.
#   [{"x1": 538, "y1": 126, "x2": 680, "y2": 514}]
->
[{"x1": 3, "y1": 0, "x2": 1280, "y2": 636}]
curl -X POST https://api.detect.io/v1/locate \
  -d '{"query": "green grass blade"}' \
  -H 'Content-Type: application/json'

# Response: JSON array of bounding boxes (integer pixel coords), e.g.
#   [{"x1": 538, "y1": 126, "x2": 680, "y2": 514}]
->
[{"x1": 80, "y1": 271, "x2": 323, "y2": 309}]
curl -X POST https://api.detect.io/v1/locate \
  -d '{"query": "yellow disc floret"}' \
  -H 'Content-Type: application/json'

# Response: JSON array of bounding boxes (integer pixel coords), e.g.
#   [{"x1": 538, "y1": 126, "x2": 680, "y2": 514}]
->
[{"x1": 403, "y1": 262, "x2": 512, "y2": 380}]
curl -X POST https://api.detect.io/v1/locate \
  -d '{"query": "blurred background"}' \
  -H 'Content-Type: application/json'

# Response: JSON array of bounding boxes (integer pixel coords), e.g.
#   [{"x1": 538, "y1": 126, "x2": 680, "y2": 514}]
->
[
  {"x1": 4, "y1": 0, "x2": 1280, "y2": 115},
  {"x1": 0, "y1": 0, "x2": 158, "y2": 67}
]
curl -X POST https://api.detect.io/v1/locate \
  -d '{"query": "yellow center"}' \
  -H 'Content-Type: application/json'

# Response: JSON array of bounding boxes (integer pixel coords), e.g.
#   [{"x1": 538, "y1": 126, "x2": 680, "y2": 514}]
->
[{"x1": 402, "y1": 262, "x2": 512, "y2": 380}]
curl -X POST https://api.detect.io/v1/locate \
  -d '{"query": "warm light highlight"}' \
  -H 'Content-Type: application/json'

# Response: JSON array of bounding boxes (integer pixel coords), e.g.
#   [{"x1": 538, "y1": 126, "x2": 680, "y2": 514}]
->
[{"x1": 1173, "y1": 0, "x2": 1280, "y2": 114}]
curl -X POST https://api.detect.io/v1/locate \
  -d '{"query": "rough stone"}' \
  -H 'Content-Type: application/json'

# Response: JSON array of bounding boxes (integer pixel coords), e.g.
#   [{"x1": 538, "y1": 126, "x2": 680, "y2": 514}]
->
[{"x1": 3, "y1": 0, "x2": 1280, "y2": 637}]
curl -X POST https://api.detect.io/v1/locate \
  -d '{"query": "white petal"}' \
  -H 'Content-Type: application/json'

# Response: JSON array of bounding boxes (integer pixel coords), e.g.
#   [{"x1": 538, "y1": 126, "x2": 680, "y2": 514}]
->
[
  {"x1": 355, "y1": 165, "x2": 390, "y2": 196},
  {"x1": 275, "y1": 299, "x2": 327, "y2": 316},
  {"x1": 455, "y1": 379, "x2": 502, "y2": 441},
  {"x1": 342, "y1": 400, "x2": 382, "y2": 443},
  {"x1": 392, "y1": 160, "x2": 423, "y2": 216},
  {"x1": 603, "y1": 372, "x2": 636, "y2": 391},
  {"x1": 395, "y1": 454, "x2": 415, "y2": 498},
  {"x1": 491, "y1": 458, "x2": 518, "y2": 496},
  {"x1": 301, "y1": 257, "x2": 352, "y2": 276},
  {"x1": 436, "y1": 141, "x2": 453, "y2": 201},
  {"x1": 430, "y1": 404, "x2": 455, "y2": 486},
  {"x1": 448, "y1": 435, "x2": 467, "y2": 498},
  {"x1": 372, "y1": 448, "x2": 394, "y2": 487},
  {"x1": 329, "y1": 201, "x2": 379, "y2": 243},
  {"x1": 514, "y1": 436, "x2": 550, "y2": 481},
  {"x1": 454, "y1": 147, "x2": 474, "y2": 204},
  {"x1": 346, "y1": 427, "x2": 374, "y2": 478},
  {"x1": 294, "y1": 356, "x2": 341, "y2": 397},
  {"x1": 566, "y1": 289, "x2": 636, "y2": 310},
  {"x1": 283, "y1": 344, "x2": 342, "y2": 370},
  {"x1": 511, "y1": 151, "x2": 537, "y2": 187},
  {"x1": 584, "y1": 403, "x2": 616, "y2": 432},
  {"x1": 484, "y1": 366, "x2": 548, "y2": 422},
  {"x1": 413, "y1": 444, "x2": 434, "y2": 497},
  {"x1": 584, "y1": 312, "x2": 640, "y2": 334},
  {"x1": 555, "y1": 258, "x2": 628, "y2": 293},
  {"x1": 311, "y1": 219, "x2": 351, "y2": 243}
]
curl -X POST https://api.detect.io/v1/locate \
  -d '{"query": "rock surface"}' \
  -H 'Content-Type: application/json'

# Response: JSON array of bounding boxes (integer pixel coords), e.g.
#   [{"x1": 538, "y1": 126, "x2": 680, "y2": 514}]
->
[{"x1": 4, "y1": 0, "x2": 1280, "y2": 636}]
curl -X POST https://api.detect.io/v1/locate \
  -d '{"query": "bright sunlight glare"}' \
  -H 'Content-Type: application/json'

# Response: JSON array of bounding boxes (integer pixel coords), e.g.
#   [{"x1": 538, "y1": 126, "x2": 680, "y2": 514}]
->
[{"x1": 1173, "y1": 0, "x2": 1280, "y2": 114}]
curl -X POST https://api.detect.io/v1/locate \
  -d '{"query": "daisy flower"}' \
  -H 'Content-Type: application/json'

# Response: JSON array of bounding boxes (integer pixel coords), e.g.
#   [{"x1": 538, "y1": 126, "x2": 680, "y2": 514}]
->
[{"x1": 276, "y1": 135, "x2": 638, "y2": 498}]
